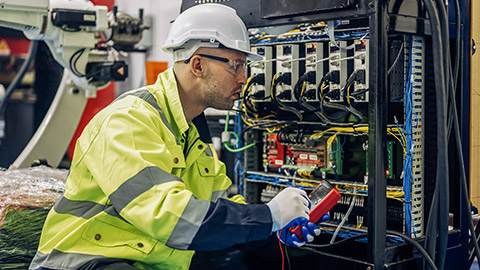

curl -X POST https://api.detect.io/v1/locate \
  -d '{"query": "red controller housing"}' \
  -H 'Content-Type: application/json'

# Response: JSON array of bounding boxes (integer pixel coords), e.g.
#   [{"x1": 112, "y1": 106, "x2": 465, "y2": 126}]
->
[{"x1": 291, "y1": 180, "x2": 341, "y2": 239}]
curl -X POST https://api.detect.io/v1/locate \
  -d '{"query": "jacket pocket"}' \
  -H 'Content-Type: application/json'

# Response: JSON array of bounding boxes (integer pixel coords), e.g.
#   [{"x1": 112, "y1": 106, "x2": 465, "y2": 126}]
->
[
  {"x1": 82, "y1": 218, "x2": 156, "y2": 257},
  {"x1": 196, "y1": 155, "x2": 215, "y2": 177}
]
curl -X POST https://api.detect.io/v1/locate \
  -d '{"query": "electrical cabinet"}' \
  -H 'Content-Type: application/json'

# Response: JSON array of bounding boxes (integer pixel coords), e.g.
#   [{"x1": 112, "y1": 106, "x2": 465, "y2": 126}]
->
[{"x1": 181, "y1": 0, "x2": 472, "y2": 269}]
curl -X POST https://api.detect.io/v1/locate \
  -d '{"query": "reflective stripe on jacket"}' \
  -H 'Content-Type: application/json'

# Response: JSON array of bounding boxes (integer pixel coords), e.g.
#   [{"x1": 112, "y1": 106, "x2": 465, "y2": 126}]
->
[{"x1": 30, "y1": 68, "x2": 272, "y2": 270}]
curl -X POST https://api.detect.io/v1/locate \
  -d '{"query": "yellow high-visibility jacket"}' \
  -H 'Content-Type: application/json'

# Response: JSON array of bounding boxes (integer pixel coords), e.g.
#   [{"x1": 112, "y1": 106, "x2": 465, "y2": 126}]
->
[{"x1": 30, "y1": 68, "x2": 273, "y2": 270}]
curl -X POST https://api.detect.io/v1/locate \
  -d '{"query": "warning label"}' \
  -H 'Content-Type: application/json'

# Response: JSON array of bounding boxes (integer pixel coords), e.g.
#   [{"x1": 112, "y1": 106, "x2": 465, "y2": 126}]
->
[{"x1": 0, "y1": 39, "x2": 11, "y2": 56}]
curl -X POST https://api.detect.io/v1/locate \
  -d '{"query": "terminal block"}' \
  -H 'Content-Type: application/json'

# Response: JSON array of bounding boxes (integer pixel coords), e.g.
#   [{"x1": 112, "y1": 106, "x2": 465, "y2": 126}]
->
[
  {"x1": 275, "y1": 44, "x2": 304, "y2": 103},
  {"x1": 305, "y1": 42, "x2": 328, "y2": 102},
  {"x1": 328, "y1": 41, "x2": 348, "y2": 102},
  {"x1": 352, "y1": 39, "x2": 369, "y2": 102},
  {"x1": 250, "y1": 46, "x2": 274, "y2": 100}
]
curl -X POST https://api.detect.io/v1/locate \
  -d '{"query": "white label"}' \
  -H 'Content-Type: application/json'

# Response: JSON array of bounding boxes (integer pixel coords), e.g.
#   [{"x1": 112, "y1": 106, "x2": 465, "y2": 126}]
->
[
  {"x1": 275, "y1": 160, "x2": 283, "y2": 165},
  {"x1": 299, "y1": 154, "x2": 308, "y2": 159},
  {"x1": 84, "y1": 14, "x2": 96, "y2": 22},
  {"x1": 309, "y1": 155, "x2": 318, "y2": 160}
]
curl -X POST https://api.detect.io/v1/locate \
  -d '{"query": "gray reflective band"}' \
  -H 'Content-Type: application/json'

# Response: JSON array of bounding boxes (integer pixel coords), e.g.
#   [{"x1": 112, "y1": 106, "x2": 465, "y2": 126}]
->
[
  {"x1": 166, "y1": 196, "x2": 210, "y2": 249},
  {"x1": 109, "y1": 166, "x2": 183, "y2": 212},
  {"x1": 115, "y1": 89, "x2": 180, "y2": 145},
  {"x1": 204, "y1": 145, "x2": 213, "y2": 157},
  {"x1": 54, "y1": 196, "x2": 126, "y2": 221},
  {"x1": 54, "y1": 196, "x2": 105, "y2": 219},
  {"x1": 210, "y1": 190, "x2": 228, "y2": 203},
  {"x1": 30, "y1": 250, "x2": 108, "y2": 270},
  {"x1": 104, "y1": 205, "x2": 128, "y2": 223}
]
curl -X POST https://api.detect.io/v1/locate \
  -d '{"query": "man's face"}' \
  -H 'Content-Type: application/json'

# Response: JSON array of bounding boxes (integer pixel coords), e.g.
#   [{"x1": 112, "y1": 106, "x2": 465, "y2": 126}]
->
[{"x1": 199, "y1": 49, "x2": 247, "y2": 110}]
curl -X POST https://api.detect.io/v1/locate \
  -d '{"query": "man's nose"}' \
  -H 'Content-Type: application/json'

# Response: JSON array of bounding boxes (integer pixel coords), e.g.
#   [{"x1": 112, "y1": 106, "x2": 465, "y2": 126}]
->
[{"x1": 237, "y1": 71, "x2": 247, "y2": 85}]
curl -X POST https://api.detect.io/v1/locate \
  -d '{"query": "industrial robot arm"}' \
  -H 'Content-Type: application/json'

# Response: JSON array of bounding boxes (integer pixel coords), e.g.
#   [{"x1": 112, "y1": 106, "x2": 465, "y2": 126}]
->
[
  {"x1": 0, "y1": 0, "x2": 148, "y2": 168},
  {"x1": 0, "y1": 0, "x2": 145, "y2": 94}
]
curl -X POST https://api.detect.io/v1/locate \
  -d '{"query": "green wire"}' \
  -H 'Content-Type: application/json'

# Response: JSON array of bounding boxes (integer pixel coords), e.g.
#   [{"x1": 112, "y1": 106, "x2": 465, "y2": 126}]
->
[{"x1": 223, "y1": 110, "x2": 256, "y2": 153}]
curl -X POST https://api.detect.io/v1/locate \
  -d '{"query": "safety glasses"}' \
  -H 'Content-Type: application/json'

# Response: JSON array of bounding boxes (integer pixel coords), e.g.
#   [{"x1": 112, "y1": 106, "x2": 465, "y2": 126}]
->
[{"x1": 184, "y1": 54, "x2": 246, "y2": 76}]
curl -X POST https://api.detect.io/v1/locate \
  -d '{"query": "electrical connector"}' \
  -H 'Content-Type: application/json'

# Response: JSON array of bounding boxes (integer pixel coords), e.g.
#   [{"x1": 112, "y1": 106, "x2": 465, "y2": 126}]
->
[
  {"x1": 251, "y1": 73, "x2": 265, "y2": 85},
  {"x1": 305, "y1": 89, "x2": 316, "y2": 99},
  {"x1": 252, "y1": 90, "x2": 266, "y2": 99},
  {"x1": 277, "y1": 90, "x2": 292, "y2": 99},
  {"x1": 356, "y1": 69, "x2": 366, "y2": 84},
  {"x1": 328, "y1": 70, "x2": 340, "y2": 84},
  {"x1": 305, "y1": 71, "x2": 317, "y2": 84},
  {"x1": 326, "y1": 89, "x2": 341, "y2": 100},
  {"x1": 278, "y1": 72, "x2": 292, "y2": 85},
  {"x1": 221, "y1": 131, "x2": 231, "y2": 143}
]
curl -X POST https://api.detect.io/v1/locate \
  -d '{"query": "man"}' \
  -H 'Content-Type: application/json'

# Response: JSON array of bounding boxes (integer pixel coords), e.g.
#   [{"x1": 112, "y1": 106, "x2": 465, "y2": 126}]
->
[{"x1": 30, "y1": 4, "x2": 322, "y2": 270}]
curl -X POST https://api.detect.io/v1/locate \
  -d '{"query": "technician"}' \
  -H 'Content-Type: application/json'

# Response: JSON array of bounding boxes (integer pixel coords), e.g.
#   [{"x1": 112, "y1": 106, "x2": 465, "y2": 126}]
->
[{"x1": 30, "y1": 4, "x2": 322, "y2": 270}]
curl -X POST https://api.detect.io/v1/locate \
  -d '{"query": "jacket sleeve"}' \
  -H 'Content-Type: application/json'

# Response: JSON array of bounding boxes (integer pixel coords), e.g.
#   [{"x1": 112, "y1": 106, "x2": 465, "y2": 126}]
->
[{"x1": 83, "y1": 104, "x2": 272, "y2": 251}]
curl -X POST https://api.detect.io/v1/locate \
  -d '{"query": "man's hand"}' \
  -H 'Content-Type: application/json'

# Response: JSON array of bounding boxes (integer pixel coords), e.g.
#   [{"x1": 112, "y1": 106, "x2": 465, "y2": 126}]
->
[
  {"x1": 278, "y1": 214, "x2": 329, "y2": 247},
  {"x1": 266, "y1": 187, "x2": 311, "y2": 232},
  {"x1": 278, "y1": 222, "x2": 321, "y2": 247}
]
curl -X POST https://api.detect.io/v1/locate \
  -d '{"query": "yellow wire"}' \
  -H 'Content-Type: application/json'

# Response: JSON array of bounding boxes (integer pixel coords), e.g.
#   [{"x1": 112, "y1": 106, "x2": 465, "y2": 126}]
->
[
  {"x1": 387, "y1": 130, "x2": 407, "y2": 155},
  {"x1": 326, "y1": 132, "x2": 340, "y2": 150},
  {"x1": 311, "y1": 127, "x2": 406, "y2": 155},
  {"x1": 240, "y1": 75, "x2": 277, "y2": 122},
  {"x1": 241, "y1": 114, "x2": 254, "y2": 126},
  {"x1": 347, "y1": 84, "x2": 352, "y2": 105},
  {"x1": 266, "y1": 127, "x2": 278, "y2": 133},
  {"x1": 270, "y1": 74, "x2": 278, "y2": 100},
  {"x1": 337, "y1": 184, "x2": 405, "y2": 203},
  {"x1": 301, "y1": 81, "x2": 307, "y2": 97}
]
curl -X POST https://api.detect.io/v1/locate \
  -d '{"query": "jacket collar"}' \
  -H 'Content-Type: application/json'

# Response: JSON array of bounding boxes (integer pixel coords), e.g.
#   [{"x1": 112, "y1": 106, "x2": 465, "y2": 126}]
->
[
  {"x1": 154, "y1": 68, "x2": 190, "y2": 135},
  {"x1": 153, "y1": 68, "x2": 212, "y2": 144}
]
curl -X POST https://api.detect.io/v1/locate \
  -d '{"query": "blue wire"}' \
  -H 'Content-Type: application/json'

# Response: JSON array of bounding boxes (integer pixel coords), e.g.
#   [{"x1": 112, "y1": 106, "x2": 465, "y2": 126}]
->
[
  {"x1": 233, "y1": 107, "x2": 246, "y2": 196},
  {"x1": 329, "y1": 136, "x2": 346, "y2": 155},
  {"x1": 403, "y1": 36, "x2": 414, "y2": 237},
  {"x1": 333, "y1": 166, "x2": 339, "y2": 182}
]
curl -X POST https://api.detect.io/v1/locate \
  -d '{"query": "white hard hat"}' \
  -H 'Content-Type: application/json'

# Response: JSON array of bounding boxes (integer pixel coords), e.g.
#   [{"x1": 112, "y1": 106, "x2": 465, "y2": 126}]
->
[{"x1": 162, "y1": 4, "x2": 262, "y2": 62}]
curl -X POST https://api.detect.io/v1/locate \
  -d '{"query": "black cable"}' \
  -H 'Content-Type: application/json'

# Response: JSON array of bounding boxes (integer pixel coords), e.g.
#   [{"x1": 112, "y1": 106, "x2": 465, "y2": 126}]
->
[
  {"x1": 240, "y1": 121, "x2": 296, "y2": 141},
  {"x1": 271, "y1": 73, "x2": 302, "y2": 119},
  {"x1": 316, "y1": 71, "x2": 352, "y2": 123},
  {"x1": 304, "y1": 231, "x2": 438, "y2": 270},
  {"x1": 449, "y1": 70, "x2": 480, "y2": 269},
  {"x1": 69, "y1": 48, "x2": 86, "y2": 77},
  {"x1": 319, "y1": 91, "x2": 349, "y2": 122},
  {"x1": 294, "y1": 72, "x2": 331, "y2": 123},
  {"x1": 284, "y1": 244, "x2": 292, "y2": 270},
  {"x1": 431, "y1": 1, "x2": 480, "y2": 266},
  {"x1": 444, "y1": 31, "x2": 480, "y2": 269},
  {"x1": 303, "y1": 233, "x2": 368, "y2": 249},
  {"x1": 433, "y1": 0, "x2": 451, "y2": 268},
  {"x1": 425, "y1": 190, "x2": 439, "y2": 266},
  {"x1": 468, "y1": 222, "x2": 480, "y2": 268},
  {"x1": 0, "y1": 40, "x2": 39, "y2": 120},
  {"x1": 386, "y1": 231, "x2": 438, "y2": 270},
  {"x1": 421, "y1": 1, "x2": 449, "y2": 269},
  {"x1": 341, "y1": 71, "x2": 357, "y2": 105},
  {"x1": 242, "y1": 74, "x2": 264, "y2": 116}
]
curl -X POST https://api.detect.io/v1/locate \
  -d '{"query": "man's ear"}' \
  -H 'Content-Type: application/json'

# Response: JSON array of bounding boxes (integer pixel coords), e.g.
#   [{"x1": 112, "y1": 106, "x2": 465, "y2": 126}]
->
[{"x1": 189, "y1": 55, "x2": 204, "y2": 78}]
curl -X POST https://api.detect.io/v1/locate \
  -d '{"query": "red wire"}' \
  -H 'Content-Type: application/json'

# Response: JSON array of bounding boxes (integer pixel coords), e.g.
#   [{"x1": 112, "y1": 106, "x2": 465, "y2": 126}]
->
[{"x1": 279, "y1": 229, "x2": 284, "y2": 270}]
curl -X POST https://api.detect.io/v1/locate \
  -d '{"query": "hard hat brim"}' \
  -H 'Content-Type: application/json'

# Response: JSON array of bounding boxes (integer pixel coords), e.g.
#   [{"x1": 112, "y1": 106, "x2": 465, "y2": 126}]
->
[{"x1": 244, "y1": 50, "x2": 264, "y2": 62}]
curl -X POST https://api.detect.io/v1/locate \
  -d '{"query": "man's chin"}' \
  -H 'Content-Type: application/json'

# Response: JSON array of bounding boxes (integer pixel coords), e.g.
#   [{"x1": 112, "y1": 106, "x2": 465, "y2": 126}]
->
[{"x1": 210, "y1": 102, "x2": 235, "y2": 111}]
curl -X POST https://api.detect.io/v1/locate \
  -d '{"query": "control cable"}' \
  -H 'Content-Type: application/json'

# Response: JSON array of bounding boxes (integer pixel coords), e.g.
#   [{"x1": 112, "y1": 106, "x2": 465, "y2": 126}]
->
[{"x1": 421, "y1": 0, "x2": 449, "y2": 269}]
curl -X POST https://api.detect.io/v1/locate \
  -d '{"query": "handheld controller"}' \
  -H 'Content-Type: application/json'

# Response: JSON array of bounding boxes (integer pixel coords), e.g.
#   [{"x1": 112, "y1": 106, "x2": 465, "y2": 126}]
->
[{"x1": 291, "y1": 180, "x2": 341, "y2": 239}]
